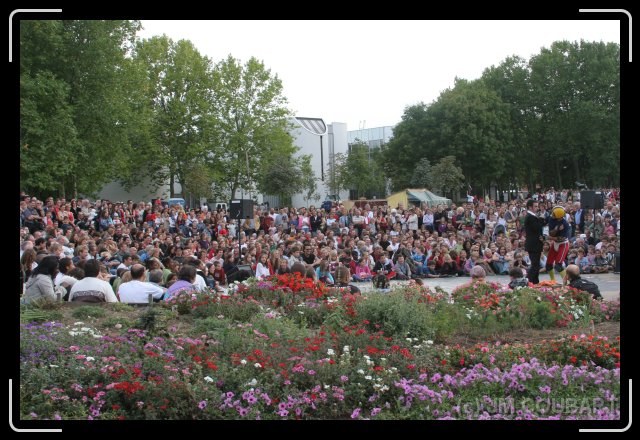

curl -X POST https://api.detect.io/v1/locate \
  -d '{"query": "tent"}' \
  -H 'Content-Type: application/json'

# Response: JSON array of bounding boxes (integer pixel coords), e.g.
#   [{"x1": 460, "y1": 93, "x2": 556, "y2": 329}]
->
[{"x1": 387, "y1": 189, "x2": 452, "y2": 209}]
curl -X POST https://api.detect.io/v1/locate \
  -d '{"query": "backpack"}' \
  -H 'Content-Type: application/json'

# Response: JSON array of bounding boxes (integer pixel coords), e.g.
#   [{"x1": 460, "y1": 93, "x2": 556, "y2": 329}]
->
[{"x1": 569, "y1": 278, "x2": 602, "y2": 299}]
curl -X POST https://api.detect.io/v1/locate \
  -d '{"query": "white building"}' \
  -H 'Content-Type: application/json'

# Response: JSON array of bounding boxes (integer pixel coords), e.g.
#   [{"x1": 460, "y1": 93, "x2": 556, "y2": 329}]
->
[{"x1": 284, "y1": 117, "x2": 350, "y2": 209}]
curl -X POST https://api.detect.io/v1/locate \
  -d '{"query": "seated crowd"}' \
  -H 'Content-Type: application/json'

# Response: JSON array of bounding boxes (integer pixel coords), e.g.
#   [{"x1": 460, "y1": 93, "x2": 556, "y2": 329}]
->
[{"x1": 19, "y1": 187, "x2": 619, "y2": 304}]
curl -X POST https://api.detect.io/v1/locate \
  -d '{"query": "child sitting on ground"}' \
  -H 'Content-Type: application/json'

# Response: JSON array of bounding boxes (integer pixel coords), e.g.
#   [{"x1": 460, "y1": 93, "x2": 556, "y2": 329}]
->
[{"x1": 507, "y1": 267, "x2": 529, "y2": 289}]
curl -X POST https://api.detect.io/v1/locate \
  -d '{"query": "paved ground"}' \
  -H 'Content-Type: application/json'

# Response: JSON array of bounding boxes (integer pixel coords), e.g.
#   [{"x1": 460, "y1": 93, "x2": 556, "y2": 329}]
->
[{"x1": 356, "y1": 272, "x2": 620, "y2": 301}]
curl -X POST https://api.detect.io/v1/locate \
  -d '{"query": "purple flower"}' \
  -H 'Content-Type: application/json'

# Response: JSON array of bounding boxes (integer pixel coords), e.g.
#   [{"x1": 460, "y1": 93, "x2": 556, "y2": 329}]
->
[
  {"x1": 371, "y1": 407, "x2": 381, "y2": 417},
  {"x1": 351, "y1": 408, "x2": 361, "y2": 419},
  {"x1": 308, "y1": 370, "x2": 316, "y2": 375},
  {"x1": 340, "y1": 375, "x2": 349, "y2": 382},
  {"x1": 198, "y1": 400, "x2": 207, "y2": 410}
]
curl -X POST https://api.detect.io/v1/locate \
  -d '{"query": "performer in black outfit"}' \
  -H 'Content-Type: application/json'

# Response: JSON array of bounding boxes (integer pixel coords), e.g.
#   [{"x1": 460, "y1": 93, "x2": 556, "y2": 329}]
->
[{"x1": 524, "y1": 199, "x2": 545, "y2": 284}]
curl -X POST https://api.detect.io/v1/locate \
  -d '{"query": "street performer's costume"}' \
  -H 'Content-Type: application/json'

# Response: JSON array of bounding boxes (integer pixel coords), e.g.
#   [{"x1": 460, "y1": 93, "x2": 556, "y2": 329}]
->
[{"x1": 546, "y1": 206, "x2": 570, "y2": 282}]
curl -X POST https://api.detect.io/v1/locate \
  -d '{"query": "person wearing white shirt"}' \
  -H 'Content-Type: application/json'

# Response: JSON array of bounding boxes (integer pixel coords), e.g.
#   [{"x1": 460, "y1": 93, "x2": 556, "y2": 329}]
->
[
  {"x1": 54, "y1": 257, "x2": 78, "y2": 288},
  {"x1": 255, "y1": 254, "x2": 271, "y2": 279},
  {"x1": 69, "y1": 260, "x2": 118, "y2": 303},
  {"x1": 118, "y1": 264, "x2": 165, "y2": 303}
]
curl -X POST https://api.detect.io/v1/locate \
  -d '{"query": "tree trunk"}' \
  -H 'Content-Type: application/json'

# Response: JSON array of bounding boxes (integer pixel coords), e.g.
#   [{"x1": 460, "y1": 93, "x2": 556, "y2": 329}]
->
[
  {"x1": 72, "y1": 176, "x2": 77, "y2": 200},
  {"x1": 573, "y1": 157, "x2": 581, "y2": 183},
  {"x1": 170, "y1": 173, "x2": 175, "y2": 198},
  {"x1": 555, "y1": 162, "x2": 563, "y2": 189}
]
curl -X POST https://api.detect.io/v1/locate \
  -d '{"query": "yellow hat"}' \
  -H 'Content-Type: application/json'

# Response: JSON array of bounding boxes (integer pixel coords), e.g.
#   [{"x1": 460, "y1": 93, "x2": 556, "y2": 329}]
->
[{"x1": 551, "y1": 206, "x2": 565, "y2": 219}]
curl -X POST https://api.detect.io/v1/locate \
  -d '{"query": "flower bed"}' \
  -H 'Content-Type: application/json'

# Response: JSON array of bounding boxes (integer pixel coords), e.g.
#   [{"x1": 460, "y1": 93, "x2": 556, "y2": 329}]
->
[{"x1": 19, "y1": 280, "x2": 621, "y2": 420}]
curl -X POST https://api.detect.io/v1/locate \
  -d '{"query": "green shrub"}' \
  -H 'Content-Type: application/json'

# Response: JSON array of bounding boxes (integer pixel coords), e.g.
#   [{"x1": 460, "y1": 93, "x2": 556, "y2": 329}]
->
[
  {"x1": 71, "y1": 306, "x2": 106, "y2": 319},
  {"x1": 105, "y1": 302, "x2": 136, "y2": 313},
  {"x1": 101, "y1": 316, "x2": 135, "y2": 330},
  {"x1": 355, "y1": 291, "x2": 437, "y2": 340},
  {"x1": 20, "y1": 309, "x2": 64, "y2": 324},
  {"x1": 136, "y1": 308, "x2": 160, "y2": 333}
]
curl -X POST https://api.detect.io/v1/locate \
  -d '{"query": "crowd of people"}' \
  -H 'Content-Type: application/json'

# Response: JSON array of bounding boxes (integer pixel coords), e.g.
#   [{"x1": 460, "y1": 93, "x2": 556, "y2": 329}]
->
[{"x1": 19, "y1": 187, "x2": 620, "y2": 304}]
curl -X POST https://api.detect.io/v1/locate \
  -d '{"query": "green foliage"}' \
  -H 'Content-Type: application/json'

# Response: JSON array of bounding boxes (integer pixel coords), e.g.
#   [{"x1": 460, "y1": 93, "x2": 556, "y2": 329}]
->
[
  {"x1": 209, "y1": 55, "x2": 296, "y2": 199},
  {"x1": 105, "y1": 302, "x2": 136, "y2": 313},
  {"x1": 258, "y1": 154, "x2": 317, "y2": 205},
  {"x1": 20, "y1": 309, "x2": 63, "y2": 324},
  {"x1": 334, "y1": 141, "x2": 386, "y2": 199},
  {"x1": 354, "y1": 291, "x2": 437, "y2": 341},
  {"x1": 71, "y1": 306, "x2": 107, "y2": 319},
  {"x1": 383, "y1": 40, "x2": 620, "y2": 194},
  {"x1": 429, "y1": 155, "x2": 465, "y2": 197},
  {"x1": 101, "y1": 316, "x2": 135, "y2": 330},
  {"x1": 136, "y1": 308, "x2": 160, "y2": 333},
  {"x1": 20, "y1": 20, "x2": 143, "y2": 197},
  {"x1": 410, "y1": 158, "x2": 432, "y2": 188}
]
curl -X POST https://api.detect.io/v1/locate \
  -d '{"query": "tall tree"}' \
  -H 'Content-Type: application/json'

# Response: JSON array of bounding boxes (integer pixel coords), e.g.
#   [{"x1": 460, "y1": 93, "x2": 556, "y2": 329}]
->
[
  {"x1": 20, "y1": 20, "x2": 142, "y2": 197},
  {"x1": 209, "y1": 55, "x2": 296, "y2": 199},
  {"x1": 335, "y1": 142, "x2": 386, "y2": 199},
  {"x1": 410, "y1": 158, "x2": 432, "y2": 189},
  {"x1": 429, "y1": 156, "x2": 465, "y2": 198},
  {"x1": 133, "y1": 36, "x2": 214, "y2": 197},
  {"x1": 258, "y1": 154, "x2": 317, "y2": 207}
]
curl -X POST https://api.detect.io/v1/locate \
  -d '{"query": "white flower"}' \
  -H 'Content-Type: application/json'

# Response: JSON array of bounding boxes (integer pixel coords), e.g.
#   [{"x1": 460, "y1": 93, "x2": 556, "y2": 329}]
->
[
  {"x1": 68, "y1": 331, "x2": 78, "y2": 336},
  {"x1": 327, "y1": 349, "x2": 335, "y2": 356},
  {"x1": 73, "y1": 322, "x2": 84, "y2": 325},
  {"x1": 357, "y1": 369, "x2": 365, "y2": 374},
  {"x1": 49, "y1": 365, "x2": 59, "y2": 368},
  {"x1": 324, "y1": 385, "x2": 330, "y2": 390},
  {"x1": 204, "y1": 376, "x2": 214, "y2": 383},
  {"x1": 343, "y1": 346, "x2": 350, "y2": 352},
  {"x1": 364, "y1": 375, "x2": 372, "y2": 380},
  {"x1": 406, "y1": 338, "x2": 412, "y2": 342},
  {"x1": 240, "y1": 359, "x2": 247, "y2": 365},
  {"x1": 363, "y1": 355, "x2": 370, "y2": 361},
  {"x1": 85, "y1": 357, "x2": 95, "y2": 362},
  {"x1": 426, "y1": 340, "x2": 434, "y2": 345},
  {"x1": 246, "y1": 378, "x2": 257, "y2": 386},
  {"x1": 81, "y1": 327, "x2": 91, "y2": 332},
  {"x1": 254, "y1": 363, "x2": 262, "y2": 368}
]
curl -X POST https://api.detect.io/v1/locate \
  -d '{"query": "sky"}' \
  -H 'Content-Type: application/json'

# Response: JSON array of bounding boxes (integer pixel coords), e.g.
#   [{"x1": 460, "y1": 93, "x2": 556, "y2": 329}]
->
[{"x1": 137, "y1": 20, "x2": 621, "y2": 131}]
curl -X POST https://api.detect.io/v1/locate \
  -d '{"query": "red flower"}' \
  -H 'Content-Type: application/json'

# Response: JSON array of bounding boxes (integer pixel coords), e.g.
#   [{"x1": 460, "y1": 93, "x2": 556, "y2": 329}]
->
[
  {"x1": 570, "y1": 356, "x2": 577, "y2": 363},
  {"x1": 206, "y1": 361, "x2": 218, "y2": 370},
  {"x1": 112, "y1": 404, "x2": 121, "y2": 411},
  {"x1": 459, "y1": 358, "x2": 465, "y2": 366},
  {"x1": 407, "y1": 364, "x2": 415, "y2": 370}
]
